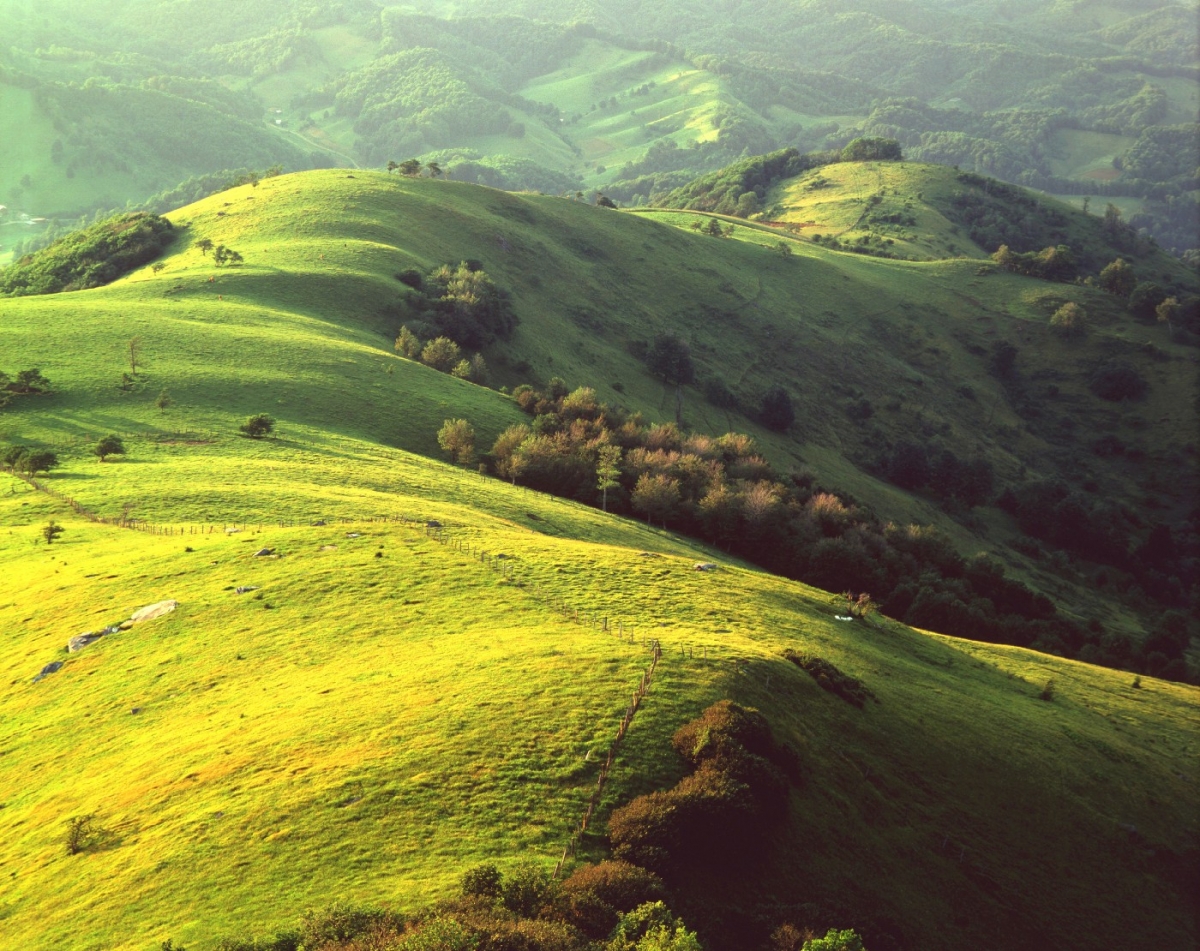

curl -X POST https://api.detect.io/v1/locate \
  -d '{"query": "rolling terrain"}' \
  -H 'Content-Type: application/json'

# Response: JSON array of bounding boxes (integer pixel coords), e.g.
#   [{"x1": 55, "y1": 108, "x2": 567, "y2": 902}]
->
[
  {"x1": 2, "y1": 0, "x2": 1196, "y2": 259},
  {"x1": 0, "y1": 169, "x2": 1197, "y2": 950}
]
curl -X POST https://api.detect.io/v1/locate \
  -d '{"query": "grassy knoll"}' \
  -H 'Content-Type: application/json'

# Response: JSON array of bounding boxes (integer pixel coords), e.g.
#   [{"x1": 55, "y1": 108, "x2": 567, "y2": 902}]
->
[
  {"x1": 0, "y1": 169, "x2": 1196, "y2": 950},
  {"x1": 4, "y1": 168, "x2": 1195, "y2": 643}
]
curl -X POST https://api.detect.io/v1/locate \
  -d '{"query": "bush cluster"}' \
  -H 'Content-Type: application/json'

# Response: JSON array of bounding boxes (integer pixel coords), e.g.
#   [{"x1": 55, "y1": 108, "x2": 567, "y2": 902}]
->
[
  {"x1": 0, "y1": 213, "x2": 174, "y2": 296},
  {"x1": 478, "y1": 382, "x2": 1086, "y2": 664},
  {"x1": 394, "y1": 260, "x2": 517, "y2": 350},
  {"x1": 609, "y1": 701, "x2": 793, "y2": 875},
  {"x1": 783, "y1": 653, "x2": 875, "y2": 708},
  {"x1": 0, "y1": 368, "x2": 51, "y2": 410},
  {"x1": 216, "y1": 862, "x2": 693, "y2": 951},
  {"x1": 990, "y1": 244, "x2": 1076, "y2": 282}
]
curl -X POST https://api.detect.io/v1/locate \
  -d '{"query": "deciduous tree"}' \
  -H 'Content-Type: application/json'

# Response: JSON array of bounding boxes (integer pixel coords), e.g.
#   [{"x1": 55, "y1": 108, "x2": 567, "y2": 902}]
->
[
  {"x1": 631, "y1": 473, "x2": 680, "y2": 527},
  {"x1": 437, "y1": 418, "x2": 475, "y2": 466},
  {"x1": 597, "y1": 444, "x2": 622, "y2": 512},
  {"x1": 93, "y1": 434, "x2": 125, "y2": 462}
]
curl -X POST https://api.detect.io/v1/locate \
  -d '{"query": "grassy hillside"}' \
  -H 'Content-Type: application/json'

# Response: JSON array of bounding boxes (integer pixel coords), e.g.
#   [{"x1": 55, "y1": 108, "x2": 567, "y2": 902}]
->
[
  {"x1": 5, "y1": 168, "x2": 1197, "y2": 646},
  {"x1": 0, "y1": 169, "x2": 1197, "y2": 950}
]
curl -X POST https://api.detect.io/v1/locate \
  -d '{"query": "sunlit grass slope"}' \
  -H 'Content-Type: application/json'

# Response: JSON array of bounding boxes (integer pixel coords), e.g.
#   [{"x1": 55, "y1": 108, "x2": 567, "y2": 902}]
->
[
  {"x1": 0, "y1": 170, "x2": 1196, "y2": 951},
  {"x1": 3, "y1": 168, "x2": 1196, "y2": 628}
]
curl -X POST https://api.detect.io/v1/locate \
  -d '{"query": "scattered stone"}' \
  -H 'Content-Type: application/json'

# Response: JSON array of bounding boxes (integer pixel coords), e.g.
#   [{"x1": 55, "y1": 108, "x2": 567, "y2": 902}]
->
[
  {"x1": 130, "y1": 707, "x2": 141, "y2": 715},
  {"x1": 638, "y1": 551, "x2": 661, "y2": 558},
  {"x1": 32, "y1": 661, "x2": 63, "y2": 683},
  {"x1": 131, "y1": 600, "x2": 179, "y2": 624},
  {"x1": 253, "y1": 548, "x2": 275, "y2": 557},
  {"x1": 346, "y1": 532, "x2": 362, "y2": 539},
  {"x1": 68, "y1": 632, "x2": 105, "y2": 653},
  {"x1": 834, "y1": 615, "x2": 854, "y2": 621},
  {"x1": 312, "y1": 520, "x2": 326, "y2": 526},
  {"x1": 426, "y1": 520, "x2": 442, "y2": 528},
  {"x1": 235, "y1": 586, "x2": 258, "y2": 595},
  {"x1": 319, "y1": 545, "x2": 337, "y2": 551},
  {"x1": 693, "y1": 562, "x2": 718, "y2": 571},
  {"x1": 118, "y1": 621, "x2": 134, "y2": 631},
  {"x1": 226, "y1": 528, "x2": 242, "y2": 534}
]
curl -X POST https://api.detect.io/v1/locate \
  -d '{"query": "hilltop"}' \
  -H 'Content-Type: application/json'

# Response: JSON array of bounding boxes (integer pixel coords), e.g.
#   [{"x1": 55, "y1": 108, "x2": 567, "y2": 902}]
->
[{"x1": 0, "y1": 168, "x2": 1196, "y2": 950}]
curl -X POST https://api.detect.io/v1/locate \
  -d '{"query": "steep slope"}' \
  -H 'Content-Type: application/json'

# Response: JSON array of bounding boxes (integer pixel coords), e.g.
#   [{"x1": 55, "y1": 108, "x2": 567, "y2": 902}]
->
[{"x1": 0, "y1": 170, "x2": 1196, "y2": 950}]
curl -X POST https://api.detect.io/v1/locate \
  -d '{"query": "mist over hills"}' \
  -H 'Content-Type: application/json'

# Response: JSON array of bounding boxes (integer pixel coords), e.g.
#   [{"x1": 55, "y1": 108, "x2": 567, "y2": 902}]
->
[{"x1": 1, "y1": 0, "x2": 1197, "y2": 259}]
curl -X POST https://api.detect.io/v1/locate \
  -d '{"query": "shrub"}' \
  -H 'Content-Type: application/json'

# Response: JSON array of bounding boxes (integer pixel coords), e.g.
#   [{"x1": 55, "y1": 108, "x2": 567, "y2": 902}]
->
[
  {"x1": 298, "y1": 904, "x2": 388, "y2": 946},
  {"x1": 1099, "y1": 257, "x2": 1136, "y2": 297},
  {"x1": 10, "y1": 368, "x2": 51, "y2": 393},
  {"x1": 1089, "y1": 360, "x2": 1147, "y2": 401},
  {"x1": 608, "y1": 791, "x2": 682, "y2": 872},
  {"x1": 760, "y1": 386, "x2": 795, "y2": 431},
  {"x1": 395, "y1": 324, "x2": 422, "y2": 359},
  {"x1": 437, "y1": 418, "x2": 476, "y2": 466},
  {"x1": 460, "y1": 862, "x2": 503, "y2": 900},
  {"x1": 399, "y1": 917, "x2": 476, "y2": 951},
  {"x1": 1049, "y1": 302, "x2": 1087, "y2": 339},
  {"x1": 24, "y1": 450, "x2": 58, "y2": 475},
  {"x1": 561, "y1": 860, "x2": 665, "y2": 917},
  {"x1": 500, "y1": 860, "x2": 557, "y2": 918},
  {"x1": 784, "y1": 652, "x2": 875, "y2": 708},
  {"x1": 93, "y1": 434, "x2": 126, "y2": 462},
  {"x1": 396, "y1": 268, "x2": 424, "y2": 290},
  {"x1": 42, "y1": 520, "x2": 65, "y2": 545},
  {"x1": 611, "y1": 701, "x2": 793, "y2": 874},
  {"x1": 671, "y1": 699, "x2": 776, "y2": 765},
  {"x1": 240, "y1": 414, "x2": 275, "y2": 438},
  {"x1": 421, "y1": 336, "x2": 462, "y2": 373},
  {"x1": 3, "y1": 445, "x2": 28, "y2": 471},
  {"x1": 802, "y1": 929, "x2": 867, "y2": 951},
  {"x1": 64, "y1": 814, "x2": 97, "y2": 854}
]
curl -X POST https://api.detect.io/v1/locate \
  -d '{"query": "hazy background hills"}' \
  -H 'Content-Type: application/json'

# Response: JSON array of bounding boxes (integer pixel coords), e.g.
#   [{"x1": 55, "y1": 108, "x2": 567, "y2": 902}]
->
[{"x1": 2, "y1": 0, "x2": 1197, "y2": 261}]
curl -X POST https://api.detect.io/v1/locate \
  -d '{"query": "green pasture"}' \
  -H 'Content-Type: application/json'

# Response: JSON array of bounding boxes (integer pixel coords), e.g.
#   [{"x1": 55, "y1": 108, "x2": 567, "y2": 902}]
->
[
  {"x1": 1046, "y1": 129, "x2": 1135, "y2": 181},
  {"x1": 0, "y1": 168, "x2": 1196, "y2": 949}
]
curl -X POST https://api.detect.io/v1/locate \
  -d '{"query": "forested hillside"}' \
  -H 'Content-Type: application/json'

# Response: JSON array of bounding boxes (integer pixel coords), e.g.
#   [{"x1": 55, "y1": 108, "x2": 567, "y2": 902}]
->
[{"x1": 1, "y1": 0, "x2": 1196, "y2": 263}]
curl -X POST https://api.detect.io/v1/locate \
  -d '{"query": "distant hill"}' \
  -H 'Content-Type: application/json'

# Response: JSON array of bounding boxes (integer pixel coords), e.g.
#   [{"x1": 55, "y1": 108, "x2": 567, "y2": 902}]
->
[{"x1": 1, "y1": 0, "x2": 1195, "y2": 260}]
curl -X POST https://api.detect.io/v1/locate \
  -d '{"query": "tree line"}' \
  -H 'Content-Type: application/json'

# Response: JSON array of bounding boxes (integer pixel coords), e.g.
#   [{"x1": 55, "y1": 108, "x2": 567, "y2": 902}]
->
[{"x1": 430, "y1": 380, "x2": 1171, "y2": 675}]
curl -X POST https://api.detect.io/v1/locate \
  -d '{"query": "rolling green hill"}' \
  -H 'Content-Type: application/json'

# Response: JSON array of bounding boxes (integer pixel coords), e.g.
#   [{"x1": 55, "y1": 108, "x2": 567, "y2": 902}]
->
[{"x1": 0, "y1": 169, "x2": 1197, "y2": 950}]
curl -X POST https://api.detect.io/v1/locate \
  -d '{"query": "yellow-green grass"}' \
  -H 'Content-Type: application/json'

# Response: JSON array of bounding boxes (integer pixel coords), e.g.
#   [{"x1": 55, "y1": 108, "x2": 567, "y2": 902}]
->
[
  {"x1": 1, "y1": 461, "x2": 1195, "y2": 949},
  {"x1": 0, "y1": 170, "x2": 1197, "y2": 949},
  {"x1": 763, "y1": 161, "x2": 988, "y2": 260},
  {"x1": 0, "y1": 476, "x2": 720, "y2": 949},
  {"x1": 2, "y1": 168, "x2": 1193, "y2": 634}
]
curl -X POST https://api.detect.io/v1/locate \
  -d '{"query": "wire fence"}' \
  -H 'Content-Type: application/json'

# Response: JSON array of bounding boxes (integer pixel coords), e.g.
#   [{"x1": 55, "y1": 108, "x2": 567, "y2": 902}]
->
[{"x1": 15, "y1": 471, "x2": 700, "y2": 874}]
